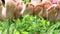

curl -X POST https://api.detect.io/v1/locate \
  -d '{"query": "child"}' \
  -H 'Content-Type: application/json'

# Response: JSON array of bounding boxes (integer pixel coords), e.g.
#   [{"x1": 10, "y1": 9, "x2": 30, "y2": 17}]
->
[
  {"x1": 41, "y1": 0, "x2": 52, "y2": 18},
  {"x1": 4, "y1": 0, "x2": 25, "y2": 19},
  {"x1": 46, "y1": 0, "x2": 59, "y2": 21},
  {"x1": 22, "y1": 0, "x2": 43, "y2": 17},
  {"x1": 0, "y1": 0, "x2": 2, "y2": 20}
]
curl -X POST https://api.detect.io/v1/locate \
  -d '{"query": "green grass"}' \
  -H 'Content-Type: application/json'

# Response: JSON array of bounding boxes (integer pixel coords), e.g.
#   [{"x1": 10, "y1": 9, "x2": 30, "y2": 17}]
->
[{"x1": 0, "y1": 15, "x2": 60, "y2": 34}]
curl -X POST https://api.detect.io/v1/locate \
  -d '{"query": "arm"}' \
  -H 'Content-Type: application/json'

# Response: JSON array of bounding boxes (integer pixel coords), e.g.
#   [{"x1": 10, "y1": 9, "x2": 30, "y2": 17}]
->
[{"x1": 20, "y1": 2, "x2": 26, "y2": 16}]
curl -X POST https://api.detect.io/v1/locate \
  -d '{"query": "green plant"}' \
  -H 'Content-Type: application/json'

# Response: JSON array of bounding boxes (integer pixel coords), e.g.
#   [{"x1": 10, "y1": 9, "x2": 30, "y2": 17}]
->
[
  {"x1": 0, "y1": 15, "x2": 60, "y2": 34},
  {"x1": 23, "y1": 0, "x2": 30, "y2": 4}
]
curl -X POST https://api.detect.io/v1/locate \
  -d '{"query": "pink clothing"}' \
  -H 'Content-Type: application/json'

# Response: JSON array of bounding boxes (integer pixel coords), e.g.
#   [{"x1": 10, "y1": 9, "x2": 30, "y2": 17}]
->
[{"x1": 50, "y1": 0, "x2": 57, "y2": 4}]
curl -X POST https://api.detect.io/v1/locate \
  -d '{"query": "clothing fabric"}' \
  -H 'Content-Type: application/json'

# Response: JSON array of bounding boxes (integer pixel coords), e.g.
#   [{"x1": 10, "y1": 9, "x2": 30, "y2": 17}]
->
[{"x1": 50, "y1": 0, "x2": 57, "y2": 4}]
